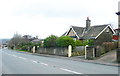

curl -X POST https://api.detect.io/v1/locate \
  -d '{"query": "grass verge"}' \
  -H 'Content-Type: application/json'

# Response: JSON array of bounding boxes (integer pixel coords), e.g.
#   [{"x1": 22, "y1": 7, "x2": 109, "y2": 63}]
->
[{"x1": 16, "y1": 49, "x2": 31, "y2": 53}]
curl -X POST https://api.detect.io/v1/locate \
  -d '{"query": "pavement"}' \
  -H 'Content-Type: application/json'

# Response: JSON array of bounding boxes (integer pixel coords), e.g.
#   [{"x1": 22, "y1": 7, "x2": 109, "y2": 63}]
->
[
  {"x1": 32, "y1": 53, "x2": 119, "y2": 67},
  {"x1": 15, "y1": 50, "x2": 119, "y2": 67}
]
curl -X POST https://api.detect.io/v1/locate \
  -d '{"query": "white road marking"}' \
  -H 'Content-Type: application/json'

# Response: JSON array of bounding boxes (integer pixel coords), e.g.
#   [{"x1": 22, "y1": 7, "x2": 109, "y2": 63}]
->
[
  {"x1": 4, "y1": 52, "x2": 16, "y2": 57},
  {"x1": 5, "y1": 52, "x2": 27, "y2": 60},
  {"x1": 32, "y1": 60, "x2": 38, "y2": 63},
  {"x1": 60, "y1": 68, "x2": 82, "y2": 74},
  {"x1": 18, "y1": 57, "x2": 27, "y2": 60},
  {"x1": 12, "y1": 55, "x2": 17, "y2": 57},
  {"x1": 40, "y1": 62, "x2": 48, "y2": 66}
]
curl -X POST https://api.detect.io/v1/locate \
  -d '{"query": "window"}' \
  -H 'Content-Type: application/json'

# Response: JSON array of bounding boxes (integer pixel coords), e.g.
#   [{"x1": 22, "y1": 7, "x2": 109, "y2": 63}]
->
[{"x1": 106, "y1": 28, "x2": 109, "y2": 32}]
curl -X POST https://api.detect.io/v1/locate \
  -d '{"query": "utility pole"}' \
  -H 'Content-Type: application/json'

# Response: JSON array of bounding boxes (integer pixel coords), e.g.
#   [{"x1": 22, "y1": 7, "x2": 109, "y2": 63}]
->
[{"x1": 116, "y1": 1, "x2": 120, "y2": 63}]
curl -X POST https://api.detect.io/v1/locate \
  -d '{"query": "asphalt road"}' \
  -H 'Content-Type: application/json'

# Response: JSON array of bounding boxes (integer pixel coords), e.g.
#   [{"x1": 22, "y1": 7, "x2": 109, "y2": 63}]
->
[{"x1": 1, "y1": 48, "x2": 118, "y2": 74}]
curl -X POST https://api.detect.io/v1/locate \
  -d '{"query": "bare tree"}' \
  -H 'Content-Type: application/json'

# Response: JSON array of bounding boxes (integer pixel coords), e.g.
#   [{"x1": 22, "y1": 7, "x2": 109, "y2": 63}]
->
[{"x1": 8, "y1": 33, "x2": 30, "y2": 49}]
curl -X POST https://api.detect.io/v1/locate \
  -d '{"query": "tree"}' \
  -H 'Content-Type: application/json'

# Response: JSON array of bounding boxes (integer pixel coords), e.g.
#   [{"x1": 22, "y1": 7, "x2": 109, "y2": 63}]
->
[
  {"x1": 56, "y1": 36, "x2": 75, "y2": 47},
  {"x1": 8, "y1": 33, "x2": 31, "y2": 49},
  {"x1": 8, "y1": 33, "x2": 23, "y2": 49},
  {"x1": 44, "y1": 35, "x2": 58, "y2": 47}
]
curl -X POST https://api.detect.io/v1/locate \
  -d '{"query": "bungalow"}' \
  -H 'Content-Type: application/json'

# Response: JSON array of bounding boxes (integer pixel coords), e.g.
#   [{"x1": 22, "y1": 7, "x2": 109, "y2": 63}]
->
[{"x1": 63, "y1": 17, "x2": 115, "y2": 45}]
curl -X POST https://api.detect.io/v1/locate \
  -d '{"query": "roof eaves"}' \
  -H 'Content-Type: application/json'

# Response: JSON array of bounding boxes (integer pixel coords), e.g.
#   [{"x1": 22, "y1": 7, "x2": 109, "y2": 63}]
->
[
  {"x1": 64, "y1": 26, "x2": 80, "y2": 39},
  {"x1": 95, "y1": 25, "x2": 108, "y2": 39},
  {"x1": 64, "y1": 26, "x2": 72, "y2": 36},
  {"x1": 108, "y1": 24, "x2": 115, "y2": 34},
  {"x1": 71, "y1": 26, "x2": 80, "y2": 39}
]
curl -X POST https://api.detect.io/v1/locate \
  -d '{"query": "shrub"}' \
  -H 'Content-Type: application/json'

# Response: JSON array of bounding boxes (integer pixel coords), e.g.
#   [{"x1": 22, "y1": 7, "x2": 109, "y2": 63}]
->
[
  {"x1": 44, "y1": 35, "x2": 58, "y2": 47},
  {"x1": 21, "y1": 45, "x2": 28, "y2": 51},
  {"x1": 102, "y1": 42, "x2": 117, "y2": 52},
  {"x1": 87, "y1": 39, "x2": 94, "y2": 46},
  {"x1": 75, "y1": 39, "x2": 94, "y2": 46},
  {"x1": 56, "y1": 36, "x2": 75, "y2": 48},
  {"x1": 101, "y1": 48, "x2": 106, "y2": 55},
  {"x1": 75, "y1": 40, "x2": 83, "y2": 46},
  {"x1": 82, "y1": 40, "x2": 88, "y2": 46}
]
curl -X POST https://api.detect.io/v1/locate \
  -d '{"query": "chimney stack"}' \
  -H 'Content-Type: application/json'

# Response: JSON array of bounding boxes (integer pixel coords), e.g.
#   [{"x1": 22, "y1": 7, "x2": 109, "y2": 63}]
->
[{"x1": 85, "y1": 17, "x2": 91, "y2": 31}]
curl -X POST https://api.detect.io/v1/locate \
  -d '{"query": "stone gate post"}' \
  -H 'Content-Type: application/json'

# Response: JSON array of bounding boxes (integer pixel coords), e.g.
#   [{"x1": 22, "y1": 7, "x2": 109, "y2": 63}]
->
[
  {"x1": 68, "y1": 45, "x2": 72, "y2": 57},
  {"x1": 32, "y1": 46, "x2": 35, "y2": 53}
]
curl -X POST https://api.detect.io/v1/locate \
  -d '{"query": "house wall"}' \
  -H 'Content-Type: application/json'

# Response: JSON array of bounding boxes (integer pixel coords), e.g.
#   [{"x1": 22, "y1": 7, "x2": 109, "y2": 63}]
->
[
  {"x1": 94, "y1": 27, "x2": 113, "y2": 45},
  {"x1": 67, "y1": 28, "x2": 76, "y2": 36},
  {"x1": 67, "y1": 28, "x2": 78, "y2": 40}
]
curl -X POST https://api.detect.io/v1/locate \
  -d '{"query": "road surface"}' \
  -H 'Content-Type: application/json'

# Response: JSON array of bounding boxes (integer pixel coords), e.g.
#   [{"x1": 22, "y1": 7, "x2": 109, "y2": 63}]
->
[{"x1": 1, "y1": 48, "x2": 119, "y2": 74}]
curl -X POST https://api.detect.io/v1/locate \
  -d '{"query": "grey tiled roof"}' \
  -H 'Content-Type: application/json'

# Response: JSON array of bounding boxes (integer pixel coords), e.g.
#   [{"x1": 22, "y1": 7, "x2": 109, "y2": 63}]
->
[
  {"x1": 83, "y1": 25, "x2": 108, "y2": 39},
  {"x1": 71, "y1": 26, "x2": 85, "y2": 38},
  {"x1": 32, "y1": 39, "x2": 41, "y2": 42},
  {"x1": 63, "y1": 24, "x2": 114, "y2": 39}
]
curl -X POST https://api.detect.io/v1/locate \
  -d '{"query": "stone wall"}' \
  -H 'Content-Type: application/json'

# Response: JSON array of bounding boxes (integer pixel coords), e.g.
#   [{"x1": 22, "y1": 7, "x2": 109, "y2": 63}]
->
[
  {"x1": 85, "y1": 45, "x2": 106, "y2": 59},
  {"x1": 73, "y1": 46, "x2": 85, "y2": 52},
  {"x1": 85, "y1": 46, "x2": 95, "y2": 59},
  {"x1": 36, "y1": 47, "x2": 68, "y2": 56},
  {"x1": 95, "y1": 46, "x2": 104, "y2": 57},
  {"x1": 36, "y1": 46, "x2": 85, "y2": 57}
]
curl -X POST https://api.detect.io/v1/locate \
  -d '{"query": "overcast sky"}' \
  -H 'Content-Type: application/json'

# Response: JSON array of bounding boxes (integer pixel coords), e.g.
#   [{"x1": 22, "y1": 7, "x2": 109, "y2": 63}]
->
[{"x1": 0, "y1": 0, "x2": 119, "y2": 39}]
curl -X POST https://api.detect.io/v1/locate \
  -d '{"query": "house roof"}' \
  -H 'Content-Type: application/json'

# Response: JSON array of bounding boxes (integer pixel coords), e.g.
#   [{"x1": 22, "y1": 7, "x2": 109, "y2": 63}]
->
[
  {"x1": 64, "y1": 24, "x2": 115, "y2": 39},
  {"x1": 62, "y1": 31, "x2": 67, "y2": 36},
  {"x1": 71, "y1": 26, "x2": 85, "y2": 38},
  {"x1": 32, "y1": 39, "x2": 40, "y2": 42},
  {"x1": 83, "y1": 25, "x2": 108, "y2": 39}
]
